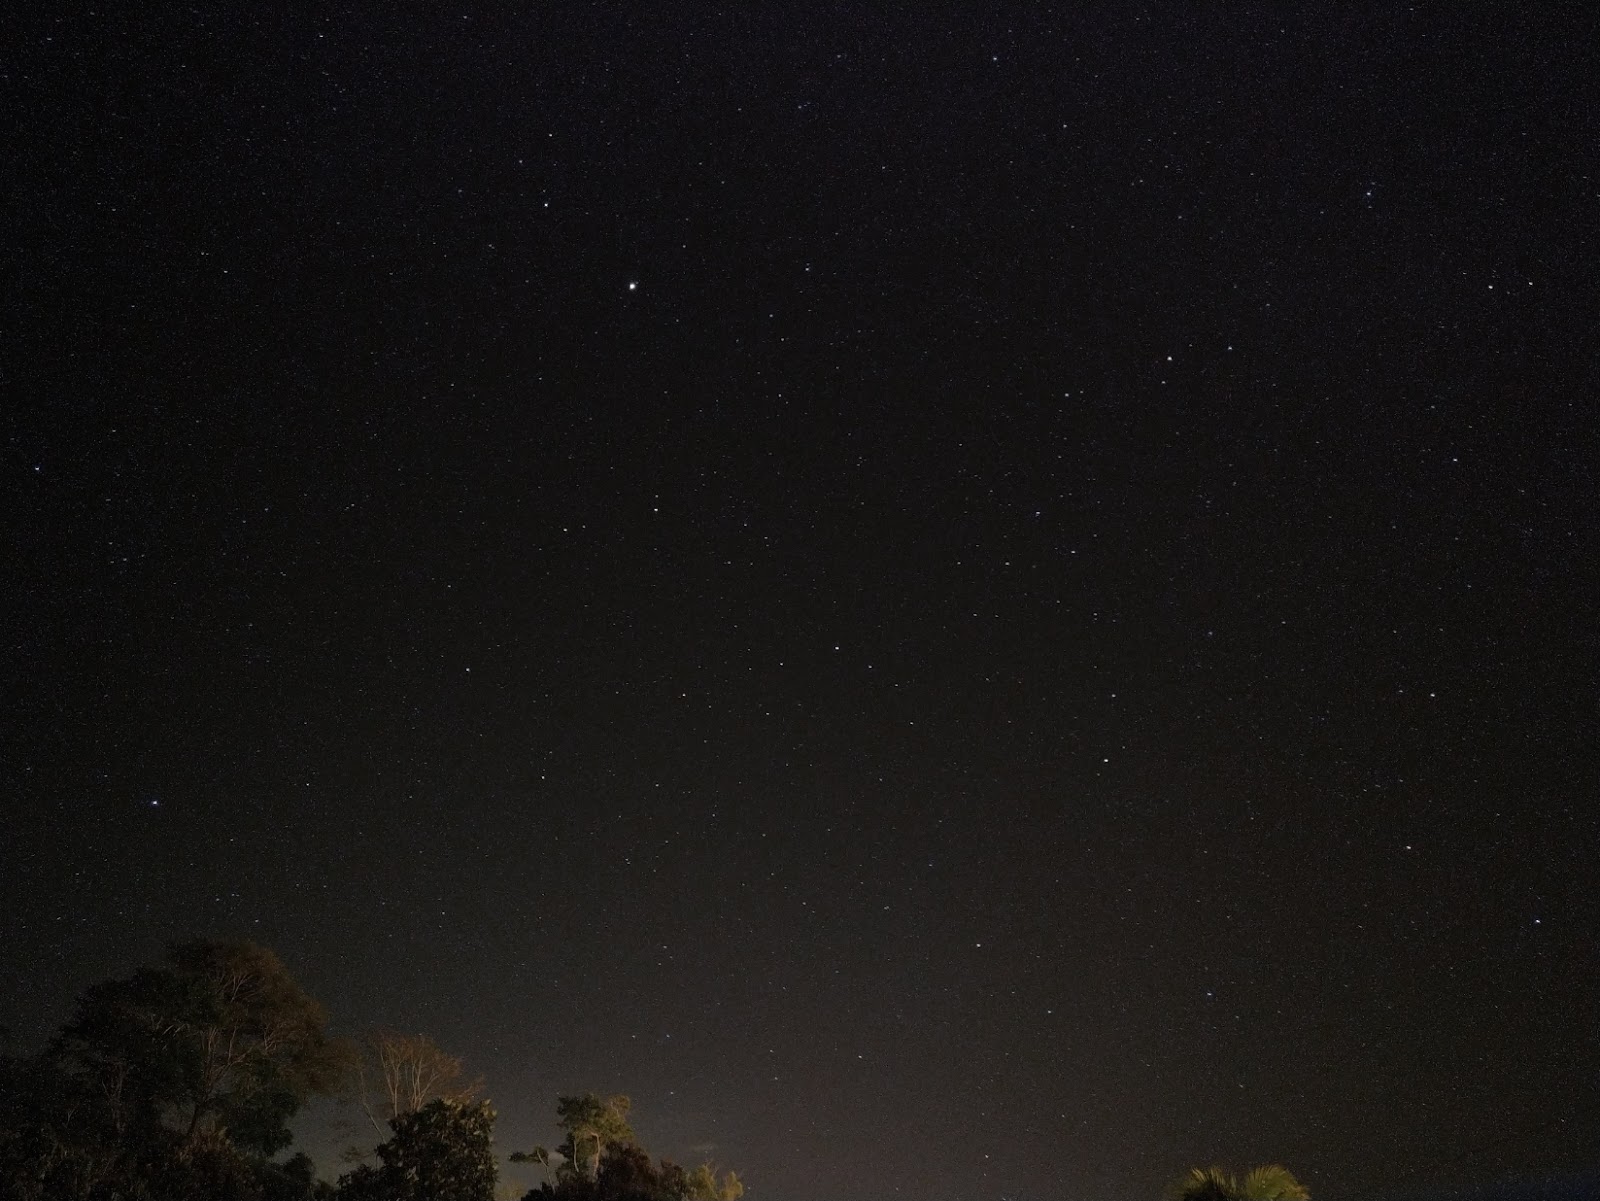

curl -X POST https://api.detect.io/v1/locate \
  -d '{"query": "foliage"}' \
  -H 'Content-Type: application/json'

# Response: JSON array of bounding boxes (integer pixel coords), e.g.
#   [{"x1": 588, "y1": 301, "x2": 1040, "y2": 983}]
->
[
  {"x1": 1, "y1": 950, "x2": 742, "y2": 1201},
  {"x1": 555, "y1": 1093, "x2": 638, "y2": 1182},
  {"x1": 512, "y1": 1093, "x2": 641, "y2": 1185},
  {"x1": 1173, "y1": 1164, "x2": 1309, "y2": 1201},
  {"x1": 338, "y1": 1098, "x2": 497, "y2": 1201},
  {"x1": 0, "y1": 1051, "x2": 119, "y2": 1200},
  {"x1": 684, "y1": 1160, "x2": 745, "y2": 1201},
  {"x1": 260, "y1": 1152, "x2": 334, "y2": 1201},
  {"x1": 1238, "y1": 1165, "x2": 1310, "y2": 1201},
  {"x1": 53, "y1": 939, "x2": 351, "y2": 1156},
  {"x1": 514, "y1": 1097, "x2": 743, "y2": 1201},
  {"x1": 0, "y1": 940, "x2": 348, "y2": 1200}
]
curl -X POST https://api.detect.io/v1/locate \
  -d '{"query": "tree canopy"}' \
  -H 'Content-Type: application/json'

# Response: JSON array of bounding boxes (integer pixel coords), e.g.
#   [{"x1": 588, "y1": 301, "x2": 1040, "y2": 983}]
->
[
  {"x1": 2, "y1": 939, "x2": 350, "y2": 1199},
  {"x1": 1, "y1": 944, "x2": 751, "y2": 1201},
  {"x1": 1173, "y1": 1164, "x2": 1310, "y2": 1201},
  {"x1": 338, "y1": 1098, "x2": 497, "y2": 1201},
  {"x1": 510, "y1": 1094, "x2": 745, "y2": 1201},
  {"x1": 555, "y1": 1093, "x2": 639, "y2": 1181}
]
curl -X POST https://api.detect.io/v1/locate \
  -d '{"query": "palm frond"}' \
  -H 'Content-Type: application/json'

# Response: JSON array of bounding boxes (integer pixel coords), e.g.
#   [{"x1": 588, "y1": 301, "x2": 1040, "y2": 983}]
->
[
  {"x1": 1170, "y1": 1166, "x2": 1239, "y2": 1201},
  {"x1": 1241, "y1": 1164, "x2": 1309, "y2": 1201}
]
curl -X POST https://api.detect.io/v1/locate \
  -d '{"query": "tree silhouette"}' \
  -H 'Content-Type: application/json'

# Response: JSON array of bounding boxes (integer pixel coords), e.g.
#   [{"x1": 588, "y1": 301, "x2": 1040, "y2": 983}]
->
[
  {"x1": 350, "y1": 1030, "x2": 483, "y2": 1138},
  {"x1": 2, "y1": 940, "x2": 347, "y2": 1200},
  {"x1": 339, "y1": 1098, "x2": 497, "y2": 1201},
  {"x1": 513, "y1": 1097, "x2": 744, "y2": 1201},
  {"x1": 53, "y1": 939, "x2": 351, "y2": 1155},
  {"x1": 555, "y1": 1093, "x2": 638, "y2": 1181},
  {"x1": 684, "y1": 1160, "x2": 745, "y2": 1201},
  {"x1": 1173, "y1": 1164, "x2": 1310, "y2": 1201}
]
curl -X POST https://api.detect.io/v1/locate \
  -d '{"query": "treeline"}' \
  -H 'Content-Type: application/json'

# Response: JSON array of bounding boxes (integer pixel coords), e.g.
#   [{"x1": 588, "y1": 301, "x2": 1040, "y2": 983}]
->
[{"x1": 0, "y1": 940, "x2": 743, "y2": 1201}]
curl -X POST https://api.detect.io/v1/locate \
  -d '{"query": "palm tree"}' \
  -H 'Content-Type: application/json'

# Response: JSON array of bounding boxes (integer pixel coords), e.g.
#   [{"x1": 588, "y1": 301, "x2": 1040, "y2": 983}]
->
[
  {"x1": 1240, "y1": 1165, "x2": 1310, "y2": 1201},
  {"x1": 1172, "y1": 1165, "x2": 1309, "y2": 1201}
]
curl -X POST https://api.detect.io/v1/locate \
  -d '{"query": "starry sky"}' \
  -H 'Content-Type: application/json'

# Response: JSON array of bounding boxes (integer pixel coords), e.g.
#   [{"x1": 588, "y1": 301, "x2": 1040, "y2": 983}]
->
[{"x1": 4, "y1": 7, "x2": 1599, "y2": 1201}]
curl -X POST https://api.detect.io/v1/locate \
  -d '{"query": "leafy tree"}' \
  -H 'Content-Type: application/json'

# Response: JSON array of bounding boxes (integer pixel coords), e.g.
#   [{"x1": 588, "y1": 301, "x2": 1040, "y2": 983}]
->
[
  {"x1": 260, "y1": 1151, "x2": 335, "y2": 1201},
  {"x1": 597, "y1": 1143, "x2": 670, "y2": 1201},
  {"x1": 132, "y1": 1127, "x2": 286, "y2": 1201},
  {"x1": 554, "y1": 1093, "x2": 637, "y2": 1181},
  {"x1": 684, "y1": 1161, "x2": 744, "y2": 1201},
  {"x1": 0, "y1": 1051, "x2": 121, "y2": 1201},
  {"x1": 657, "y1": 1158, "x2": 690, "y2": 1201},
  {"x1": 52, "y1": 939, "x2": 351, "y2": 1156},
  {"x1": 0, "y1": 940, "x2": 348, "y2": 1200},
  {"x1": 1173, "y1": 1164, "x2": 1309, "y2": 1201},
  {"x1": 513, "y1": 1097, "x2": 743, "y2": 1201},
  {"x1": 339, "y1": 1098, "x2": 497, "y2": 1201},
  {"x1": 521, "y1": 1144, "x2": 675, "y2": 1201}
]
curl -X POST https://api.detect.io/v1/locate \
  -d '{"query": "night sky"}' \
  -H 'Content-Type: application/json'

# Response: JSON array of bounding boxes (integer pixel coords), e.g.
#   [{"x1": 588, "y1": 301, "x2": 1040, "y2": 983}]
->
[{"x1": 4, "y1": 7, "x2": 1599, "y2": 1201}]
